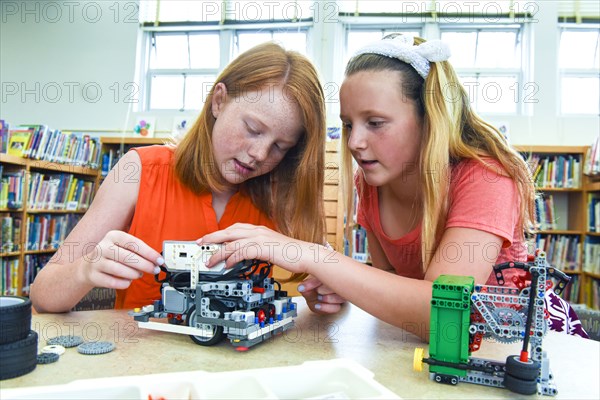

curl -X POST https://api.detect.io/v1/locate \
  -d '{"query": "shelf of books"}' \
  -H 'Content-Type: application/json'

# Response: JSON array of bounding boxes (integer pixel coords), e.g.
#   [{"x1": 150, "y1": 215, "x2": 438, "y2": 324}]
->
[
  {"x1": 0, "y1": 121, "x2": 168, "y2": 297},
  {"x1": 516, "y1": 144, "x2": 599, "y2": 309},
  {"x1": 1, "y1": 122, "x2": 102, "y2": 296},
  {"x1": 582, "y1": 136, "x2": 600, "y2": 309},
  {"x1": 100, "y1": 136, "x2": 166, "y2": 178}
]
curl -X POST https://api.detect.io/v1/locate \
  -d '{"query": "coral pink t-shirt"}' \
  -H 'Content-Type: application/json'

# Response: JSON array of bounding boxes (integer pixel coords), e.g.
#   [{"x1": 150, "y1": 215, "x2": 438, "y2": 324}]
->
[{"x1": 357, "y1": 158, "x2": 527, "y2": 285}]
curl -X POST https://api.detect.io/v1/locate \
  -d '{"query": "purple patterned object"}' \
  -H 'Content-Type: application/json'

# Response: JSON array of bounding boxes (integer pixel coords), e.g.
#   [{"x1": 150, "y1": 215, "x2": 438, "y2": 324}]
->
[{"x1": 545, "y1": 291, "x2": 589, "y2": 338}]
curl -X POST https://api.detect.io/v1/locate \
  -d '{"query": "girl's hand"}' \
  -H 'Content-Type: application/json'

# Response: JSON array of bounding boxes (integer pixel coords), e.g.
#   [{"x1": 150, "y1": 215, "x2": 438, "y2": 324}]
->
[
  {"x1": 77, "y1": 230, "x2": 163, "y2": 289},
  {"x1": 298, "y1": 276, "x2": 346, "y2": 314},
  {"x1": 199, "y1": 223, "x2": 326, "y2": 275}
]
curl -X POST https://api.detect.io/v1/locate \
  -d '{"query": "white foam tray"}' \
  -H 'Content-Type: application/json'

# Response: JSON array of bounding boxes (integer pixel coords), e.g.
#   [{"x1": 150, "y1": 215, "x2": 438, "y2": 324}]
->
[{"x1": 1, "y1": 358, "x2": 401, "y2": 399}]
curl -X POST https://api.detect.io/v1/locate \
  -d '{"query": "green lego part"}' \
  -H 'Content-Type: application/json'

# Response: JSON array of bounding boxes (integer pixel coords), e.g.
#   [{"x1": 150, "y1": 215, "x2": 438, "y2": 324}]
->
[{"x1": 429, "y1": 275, "x2": 474, "y2": 377}]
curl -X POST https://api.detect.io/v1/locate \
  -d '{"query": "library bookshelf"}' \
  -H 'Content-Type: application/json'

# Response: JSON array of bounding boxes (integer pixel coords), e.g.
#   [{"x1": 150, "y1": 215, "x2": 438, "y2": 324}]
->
[
  {"x1": 1, "y1": 137, "x2": 165, "y2": 298},
  {"x1": 583, "y1": 175, "x2": 600, "y2": 309},
  {"x1": 2, "y1": 137, "x2": 347, "y2": 300},
  {"x1": 515, "y1": 145, "x2": 599, "y2": 309},
  {"x1": 99, "y1": 136, "x2": 167, "y2": 178},
  {"x1": 1, "y1": 152, "x2": 99, "y2": 297}
]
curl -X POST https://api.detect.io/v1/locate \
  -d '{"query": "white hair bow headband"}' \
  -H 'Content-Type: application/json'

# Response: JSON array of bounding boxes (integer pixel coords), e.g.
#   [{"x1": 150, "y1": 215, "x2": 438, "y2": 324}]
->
[{"x1": 353, "y1": 35, "x2": 451, "y2": 79}]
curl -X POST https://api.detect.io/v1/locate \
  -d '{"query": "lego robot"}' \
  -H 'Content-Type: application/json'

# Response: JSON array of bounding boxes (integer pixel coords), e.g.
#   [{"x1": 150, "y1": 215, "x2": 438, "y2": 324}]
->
[
  {"x1": 414, "y1": 250, "x2": 570, "y2": 396},
  {"x1": 129, "y1": 241, "x2": 297, "y2": 350}
]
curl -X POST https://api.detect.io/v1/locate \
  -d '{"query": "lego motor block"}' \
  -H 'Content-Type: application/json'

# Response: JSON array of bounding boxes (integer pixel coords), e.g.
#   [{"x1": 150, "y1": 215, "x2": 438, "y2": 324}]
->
[{"x1": 129, "y1": 241, "x2": 297, "y2": 350}]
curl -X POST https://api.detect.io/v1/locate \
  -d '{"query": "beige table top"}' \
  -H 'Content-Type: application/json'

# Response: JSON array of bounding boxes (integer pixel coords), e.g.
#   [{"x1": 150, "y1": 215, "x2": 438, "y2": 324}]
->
[{"x1": 1, "y1": 297, "x2": 599, "y2": 399}]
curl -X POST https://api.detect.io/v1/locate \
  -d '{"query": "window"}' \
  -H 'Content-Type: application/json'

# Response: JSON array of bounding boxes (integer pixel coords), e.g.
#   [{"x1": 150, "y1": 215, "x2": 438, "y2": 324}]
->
[
  {"x1": 558, "y1": 25, "x2": 600, "y2": 115},
  {"x1": 138, "y1": 1, "x2": 535, "y2": 115},
  {"x1": 341, "y1": 21, "x2": 526, "y2": 115},
  {"x1": 441, "y1": 26, "x2": 525, "y2": 114},
  {"x1": 235, "y1": 30, "x2": 308, "y2": 57},
  {"x1": 139, "y1": 1, "x2": 312, "y2": 111},
  {"x1": 147, "y1": 32, "x2": 220, "y2": 110},
  {"x1": 345, "y1": 27, "x2": 422, "y2": 61},
  {"x1": 143, "y1": 28, "x2": 309, "y2": 111}
]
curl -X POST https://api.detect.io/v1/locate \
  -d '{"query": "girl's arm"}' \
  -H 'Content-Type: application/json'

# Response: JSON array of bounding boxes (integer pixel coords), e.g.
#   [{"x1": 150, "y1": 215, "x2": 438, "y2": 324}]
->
[
  {"x1": 300, "y1": 236, "x2": 391, "y2": 315},
  {"x1": 29, "y1": 151, "x2": 162, "y2": 313},
  {"x1": 364, "y1": 231, "x2": 394, "y2": 272},
  {"x1": 202, "y1": 223, "x2": 502, "y2": 341}
]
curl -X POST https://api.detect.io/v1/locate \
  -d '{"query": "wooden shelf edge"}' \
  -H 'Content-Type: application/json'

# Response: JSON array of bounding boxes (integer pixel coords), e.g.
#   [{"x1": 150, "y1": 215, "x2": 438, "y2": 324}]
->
[
  {"x1": 0, "y1": 153, "x2": 28, "y2": 165},
  {"x1": 513, "y1": 145, "x2": 589, "y2": 153},
  {"x1": 0, "y1": 208, "x2": 24, "y2": 212},
  {"x1": 535, "y1": 230, "x2": 582, "y2": 235},
  {"x1": 24, "y1": 249, "x2": 57, "y2": 255},
  {"x1": 0, "y1": 251, "x2": 21, "y2": 257},
  {"x1": 100, "y1": 137, "x2": 166, "y2": 145},
  {"x1": 1, "y1": 154, "x2": 99, "y2": 176},
  {"x1": 28, "y1": 161, "x2": 99, "y2": 176},
  {"x1": 27, "y1": 209, "x2": 87, "y2": 214},
  {"x1": 586, "y1": 181, "x2": 600, "y2": 191},
  {"x1": 535, "y1": 187, "x2": 583, "y2": 192}
]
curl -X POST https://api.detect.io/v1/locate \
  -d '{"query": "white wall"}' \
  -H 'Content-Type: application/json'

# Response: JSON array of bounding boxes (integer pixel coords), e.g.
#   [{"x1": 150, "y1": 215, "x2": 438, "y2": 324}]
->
[
  {"x1": 1, "y1": 0, "x2": 598, "y2": 145},
  {"x1": 0, "y1": 0, "x2": 139, "y2": 131}
]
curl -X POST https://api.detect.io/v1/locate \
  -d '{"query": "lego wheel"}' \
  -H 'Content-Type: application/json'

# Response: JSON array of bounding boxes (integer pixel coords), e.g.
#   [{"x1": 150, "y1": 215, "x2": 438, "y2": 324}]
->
[
  {"x1": 503, "y1": 372, "x2": 538, "y2": 395},
  {"x1": 265, "y1": 304, "x2": 276, "y2": 320},
  {"x1": 187, "y1": 301, "x2": 228, "y2": 346},
  {"x1": 413, "y1": 348, "x2": 425, "y2": 372},
  {"x1": 0, "y1": 330, "x2": 38, "y2": 380},
  {"x1": 505, "y1": 355, "x2": 540, "y2": 381},
  {"x1": 0, "y1": 296, "x2": 32, "y2": 344}
]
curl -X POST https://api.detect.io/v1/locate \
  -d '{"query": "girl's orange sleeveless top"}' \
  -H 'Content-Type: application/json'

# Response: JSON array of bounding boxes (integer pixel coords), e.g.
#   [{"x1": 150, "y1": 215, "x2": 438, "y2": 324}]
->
[{"x1": 114, "y1": 145, "x2": 276, "y2": 309}]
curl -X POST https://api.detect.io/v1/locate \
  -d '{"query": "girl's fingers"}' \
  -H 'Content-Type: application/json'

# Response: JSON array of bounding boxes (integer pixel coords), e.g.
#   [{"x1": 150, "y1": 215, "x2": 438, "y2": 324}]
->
[
  {"x1": 199, "y1": 224, "x2": 273, "y2": 245},
  {"x1": 299, "y1": 276, "x2": 323, "y2": 292},
  {"x1": 102, "y1": 244, "x2": 159, "y2": 275},
  {"x1": 199, "y1": 226, "x2": 252, "y2": 244},
  {"x1": 317, "y1": 293, "x2": 346, "y2": 304},
  {"x1": 104, "y1": 231, "x2": 163, "y2": 270},
  {"x1": 315, "y1": 284, "x2": 337, "y2": 296},
  {"x1": 309, "y1": 301, "x2": 342, "y2": 314},
  {"x1": 99, "y1": 259, "x2": 148, "y2": 281},
  {"x1": 94, "y1": 271, "x2": 134, "y2": 290}
]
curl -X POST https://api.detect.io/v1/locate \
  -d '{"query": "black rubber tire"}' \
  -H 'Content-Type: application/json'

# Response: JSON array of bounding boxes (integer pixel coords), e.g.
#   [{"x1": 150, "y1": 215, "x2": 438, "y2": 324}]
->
[
  {"x1": 505, "y1": 355, "x2": 540, "y2": 381},
  {"x1": 503, "y1": 373, "x2": 538, "y2": 395},
  {"x1": 0, "y1": 330, "x2": 38, "y2": 380},
  {"x1": 0, "y1": 296, "x2": 32, "y2": 344},
  {"x1": 187, "y1": 300, "x2": 228, "y2": 346}
]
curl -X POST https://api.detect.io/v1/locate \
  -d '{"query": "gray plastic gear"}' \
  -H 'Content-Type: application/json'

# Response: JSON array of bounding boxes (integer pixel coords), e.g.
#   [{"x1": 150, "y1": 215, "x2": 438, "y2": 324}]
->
[
  {"x1": 77, "y1": 341, "x2": 115, "y2": 355},
  {"x1": 41, "y1": 345, "x2": 65, "y2": 355},
  {"x1": 490, "y1": 307, "x2": 525, "y2": 344},
  {"x1": 37, "y1": 352, "x2": 59, "y2": 364},
  {"x1": 47, "y1": 335, "x2": 84, "y2": 348}
]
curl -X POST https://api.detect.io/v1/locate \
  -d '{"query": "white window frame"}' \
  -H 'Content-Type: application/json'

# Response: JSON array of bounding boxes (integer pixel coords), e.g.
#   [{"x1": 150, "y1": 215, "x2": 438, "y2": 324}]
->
[
  {"x1": 139, "y1": 23, "x2": 312, "y2": 111},
  {"x1": 342, "y1": 21, "x2": 424, "y2": 60},
  {"x1": 439, "y1": 23, "x2": 529, "y2": 115},
  {"x1": 558, "y1": 23, "x2": 600, "y2": 116}
]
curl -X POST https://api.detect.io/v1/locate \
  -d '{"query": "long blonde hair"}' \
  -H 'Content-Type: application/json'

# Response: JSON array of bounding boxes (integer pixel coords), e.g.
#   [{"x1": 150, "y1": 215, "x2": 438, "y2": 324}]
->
[
  {"x1": 175, "y1": 42, "x2": 327, "y2": 279},
  {"x1": 342, "y1": 35, "x2": 535, "y2": 272}
]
